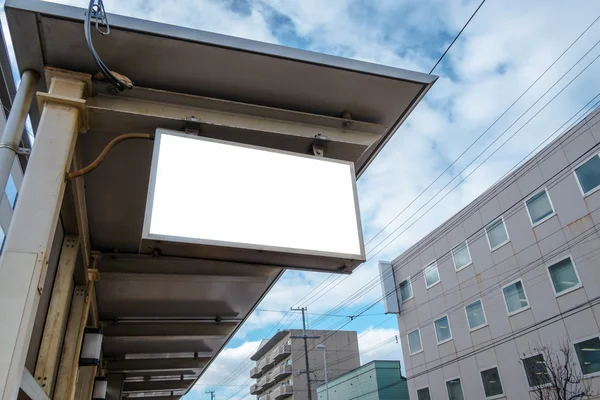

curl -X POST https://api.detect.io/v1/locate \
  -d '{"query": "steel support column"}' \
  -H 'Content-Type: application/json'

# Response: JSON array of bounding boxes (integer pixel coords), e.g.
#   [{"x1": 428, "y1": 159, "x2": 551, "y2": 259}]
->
[
  {"x1": 0, "y1": 71, "x2": 89, "y2": 400},
  {"x1": 54, "y1": 282, "x2": 92, "y2": 400},
  {"x1": 34, "y1": 236, "x2": 80, "y2": 397}
]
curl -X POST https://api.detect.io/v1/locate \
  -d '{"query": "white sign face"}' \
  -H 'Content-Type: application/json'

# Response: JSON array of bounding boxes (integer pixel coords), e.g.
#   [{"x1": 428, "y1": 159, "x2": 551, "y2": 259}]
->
[{"x1": 144, "y1": 130, "x2": 364, "y2": 259}]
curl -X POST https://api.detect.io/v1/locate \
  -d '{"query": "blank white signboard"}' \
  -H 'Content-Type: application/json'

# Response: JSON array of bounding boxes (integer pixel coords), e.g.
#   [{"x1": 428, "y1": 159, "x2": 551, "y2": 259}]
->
[{"x1": 142, "y1": 129, "x2": 365, "y2": 272}]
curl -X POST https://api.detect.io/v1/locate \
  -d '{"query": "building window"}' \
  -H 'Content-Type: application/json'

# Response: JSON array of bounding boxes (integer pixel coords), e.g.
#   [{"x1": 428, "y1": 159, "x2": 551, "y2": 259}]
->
[
  {"x1": 446, "y1": 378, "x2": 464, "y2": 400},
  {"x1": 416, "y1": 387, "x2": 431, "y2": 400},
  {"x1": 424, "y1": 262, "x2": 440, "y2": 289},
  {"x1": 574, "y1": 337, "x2": 600, "y2": 376},
  {"x1": 452, "y1": 241, "x2": 472, "y2": 271},
  {"x1": 525, "y1": 189, "x2": 554, "y2": 225},
  {"x1": 522, "y1": 354, "x2": 550, "y2": 387},
  {"x1": 434, "y1": 315, "x2": 452, "y2": 344},
  {"x1": 575, "y1": 153, "x2": 600, "y2": 195},
  {"x1": 502, "y1": 279, "x2": 529, "y2": 315},
  {"x1": 407, "y1": 329, "x2": 422, "y2": 355},
  {"x1": 5, "y1": 174, "x2": 17, "y2": 208},
  {"x1": 485, "y1": 217, "x2": 510, "y2": 250},
  {"x1": 547, "y1": 256, "x2": 581, "y2": 296},
  {"x1": 285, "y1": 358, "x2": 291, "y2": 365},
  {"x1": 399, "y1": 278, "x2": 413, "y2": 302},
  {"x1": 465, "y1": 299, "x2": 487, "y2": 331},
  {"x1": 480, "y1": 367, "x2": 504, "y2": 398}
]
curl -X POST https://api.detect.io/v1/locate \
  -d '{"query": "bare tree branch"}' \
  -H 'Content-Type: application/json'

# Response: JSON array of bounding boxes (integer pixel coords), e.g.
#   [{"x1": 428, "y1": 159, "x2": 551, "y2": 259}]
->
[{"x1": 522, "y1": 341, "x2": 596, "y2": 400}]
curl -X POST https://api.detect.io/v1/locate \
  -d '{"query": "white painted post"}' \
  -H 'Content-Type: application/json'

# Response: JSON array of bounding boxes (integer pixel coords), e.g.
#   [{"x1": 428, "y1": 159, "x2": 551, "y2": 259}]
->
[
  {"x1": 0, "y1": 71, "x2": 89, "y2": 400},
  {"x1": 0, "y1": 70, "x2": 38, "y2": 195}
]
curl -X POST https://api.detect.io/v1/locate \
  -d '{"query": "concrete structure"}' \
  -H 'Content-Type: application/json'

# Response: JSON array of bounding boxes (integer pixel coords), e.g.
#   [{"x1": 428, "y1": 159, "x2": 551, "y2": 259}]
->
[
  {"x1": 250, "y1": 330, "x2": 359, "y2": 400},
  {"x1": 381, "y1": 107, "x2": 600, "y2": 399},
  {"x1": 316, "y1": 360, "x2": 408, "y2": 400},
  {"x1": 0, "y1": 0, "x2": 435, "y2": 399}
]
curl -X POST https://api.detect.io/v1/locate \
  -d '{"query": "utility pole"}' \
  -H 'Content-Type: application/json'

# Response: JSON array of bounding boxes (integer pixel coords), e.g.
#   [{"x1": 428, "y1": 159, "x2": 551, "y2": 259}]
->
[
  {"x1": 291, "y1": 307, "x2": 320, "y2": 400},
  {"x1": 205, "y1": 390, "x2": 215, "y2": 400}
]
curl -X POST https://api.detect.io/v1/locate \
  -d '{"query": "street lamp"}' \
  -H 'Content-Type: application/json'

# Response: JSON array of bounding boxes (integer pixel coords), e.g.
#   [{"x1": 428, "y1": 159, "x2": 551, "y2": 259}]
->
[{"x1": 316, "y1": 344, "x2": 329, "y2": 400}]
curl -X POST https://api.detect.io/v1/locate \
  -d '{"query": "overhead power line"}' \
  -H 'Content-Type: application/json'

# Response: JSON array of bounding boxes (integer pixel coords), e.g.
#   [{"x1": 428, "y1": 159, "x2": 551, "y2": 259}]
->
[{"x1": 429, "y1": 0, "x2": 487, "y2": 74}]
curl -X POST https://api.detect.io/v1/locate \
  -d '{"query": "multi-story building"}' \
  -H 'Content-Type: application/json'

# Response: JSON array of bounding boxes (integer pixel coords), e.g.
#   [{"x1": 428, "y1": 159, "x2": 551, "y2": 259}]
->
[
  {"x1": 250, "y1": 329, "x2": 360, "y2": 400},
  {"x1": 316, "y1": 360, "x2": 409, "y2": 400},
  {"x1": 380, "y1": 108, "x2": 600, "y2": 399}
]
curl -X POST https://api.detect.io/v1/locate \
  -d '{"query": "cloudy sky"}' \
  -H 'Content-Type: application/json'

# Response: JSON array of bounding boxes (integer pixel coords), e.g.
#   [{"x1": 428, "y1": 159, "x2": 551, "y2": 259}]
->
[{"x1": 5, "y1": 0, "x2": 600, "y2": 399}]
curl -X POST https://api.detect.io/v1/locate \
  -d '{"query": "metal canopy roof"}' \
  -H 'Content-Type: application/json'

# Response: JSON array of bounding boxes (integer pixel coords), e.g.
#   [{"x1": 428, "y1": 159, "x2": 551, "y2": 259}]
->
[
  {"x1": 5, "y1": 0, "x2": 436, "y2": 177},
  {"x1": 4, "y1": 1, "x2": 436, "y2": 398}
]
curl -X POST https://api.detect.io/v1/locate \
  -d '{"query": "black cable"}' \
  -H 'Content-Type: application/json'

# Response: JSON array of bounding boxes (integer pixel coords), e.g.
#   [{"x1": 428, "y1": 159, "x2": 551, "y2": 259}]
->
[
  {"x1": 429, "y1": 0, "x2": 487, "y2": 74},
  {"x1": 84, "y1": 0, "x2": 133, "y2": 91}
]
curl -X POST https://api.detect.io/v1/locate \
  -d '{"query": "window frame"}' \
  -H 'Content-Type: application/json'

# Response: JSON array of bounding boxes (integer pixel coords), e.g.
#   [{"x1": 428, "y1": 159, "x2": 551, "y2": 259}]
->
[
  {"x1": 485, "y1": 216, "x2": 511, "y2": 251},
  {"x1": 423, "y1": 260, "x2": 440, "y2": 289},
  {"x1": 501, "y1": 278, "x2": 530, "y2": 316},
  {"x1": 464, "y1": 298, "x2": 488, "y2": 332},
  {"x1": 433, "y1": 314, "x2": 453, "y2": 345},
  {"x1": 545, "y1": 254, "x2": 582, "y2": 297},
  {"x1": 572, "y1": 335, "x2": 600, "y2": 377},
  {"x1": 451, "y1": 240, "x2": 472, "y2": 272},
  {"x1": 445, "y1": 376, "x2": 464, "y2": 400},
  {"x1": 521, "y1": 352, "x2": 552, "y2": 389},
  {"x1": 524, "y1": 188, "x2": 556, "y2": 227},
  {"x1": 573, "y1": 152, "x2": 600, "y2": 197},
  {"x1": 407, "y1": 328, "x2": 423, "y2": 356},
  {"x1": 416, "y1": 386, "x2": 431, "y2": 400},
  {"x1": 479, "y1": 365, "x2": 505, "y2": 399},
  {"x1": 399, "y1": 277, "x2": 414, "y2": 303}
]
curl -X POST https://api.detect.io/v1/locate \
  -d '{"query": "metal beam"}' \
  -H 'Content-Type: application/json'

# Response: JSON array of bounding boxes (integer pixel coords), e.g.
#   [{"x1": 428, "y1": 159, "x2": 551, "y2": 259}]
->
[
  {"x1": 106, "y1": 358, "x2": 210, "y2": 373},
  {"x1": 87, "y1": 84, "x2": 384, "y2": 139},
  {"x1": 73, "y1": 365, "x2": 96, "y2": 400},
  {"x1": 125, "y1": 397, "x2": 179, "y2": 400},
  {"x1": 122, "y1": 379, "x2": 195, "y2": 393},
  {"x1": 120, "y1": 370, "x2": 197, "y2": 379},
  {"x1": 54, "y1": 282, "x2": 92, "y2": 400},
  {"x1": 33, "y1": 235, "x2": 80, "y2": 397},
  {"x1": 99, "y1": 272, "x2": 267, "y2": 284},
  {"x1": 69, "y1": 149, "x2": 91, "y2": 272},
  {"x1": 102, "y1": 322, "x2": 237, "y2": 338},
  {"x1": 0, "y1": 70, "x2": 89, "y2": 400}
]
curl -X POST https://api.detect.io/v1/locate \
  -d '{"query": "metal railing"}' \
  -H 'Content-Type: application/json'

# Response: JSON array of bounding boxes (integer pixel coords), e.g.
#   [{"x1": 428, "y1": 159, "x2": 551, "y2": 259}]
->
[
  {"x1": 272, "y1": 364, "x2": 292, "y2": 382},
  {"x1": 272, "y1": 344, "x2": 292, "y2": 362},
  {"x1": 250, "y1": 382, "x2": 263, "y2": 395},
  {"x1": 250, "y1": 364, "x2": 263, "y2": 378},
  {"x1": 272, "y1": 384, "x2": 293, "y2": 400}
]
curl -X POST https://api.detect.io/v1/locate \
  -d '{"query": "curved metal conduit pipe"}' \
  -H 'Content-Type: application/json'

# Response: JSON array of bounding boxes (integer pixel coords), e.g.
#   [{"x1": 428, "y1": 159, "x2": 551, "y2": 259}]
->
[{"x1": 66, "y1": 133, "x2": 154, "y2": 180}]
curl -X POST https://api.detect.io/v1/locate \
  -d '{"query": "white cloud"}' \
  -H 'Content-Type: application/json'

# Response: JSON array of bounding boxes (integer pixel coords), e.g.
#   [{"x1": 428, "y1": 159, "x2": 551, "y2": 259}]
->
[
  {"x1": 188, "y1": 340, "x2": 260, "y2": 400},
  {"x1": 357, "y1": 327, "x2": 403, "y2": 367}
]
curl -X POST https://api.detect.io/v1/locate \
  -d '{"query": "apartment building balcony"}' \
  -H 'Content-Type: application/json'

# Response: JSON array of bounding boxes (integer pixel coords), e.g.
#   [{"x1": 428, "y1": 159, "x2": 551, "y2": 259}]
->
[
  {"x1": 272, "y1": 344, "x2": 292, "y2": 362},
  {"x1": 272, "y1": 384, "x2": 293, "y2": 399},
  {"x1": 261, "y1": 373, "x2": 275, "y2": 390},
  {"x1": 250, "y1": 365, "x2": 263, "y2": 378},
  {"x1": 272, "y1": 364, "x2": 292, "y2": 382},
  {"x1": 250, "y1": 383, "x2": 263, "y2": 395},
  {"x1": 262, "y1": 356, "x2": 275, "y2": 372},
  {"x1": 258, "y1": 395, "x2": 271, "y2": 400}
]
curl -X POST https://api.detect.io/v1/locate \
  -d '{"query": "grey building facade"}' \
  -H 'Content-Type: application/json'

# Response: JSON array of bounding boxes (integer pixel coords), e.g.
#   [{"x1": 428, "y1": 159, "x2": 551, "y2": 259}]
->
[
  {"x1": 380, "y1": 108, "x2": 600, "y2": 399},
  {"x1": 316, "y1": 360, "x2": 409, "y2": 400},
  {"x1": 250, "y1": 330, "x2": 360, "y2": 400}
]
